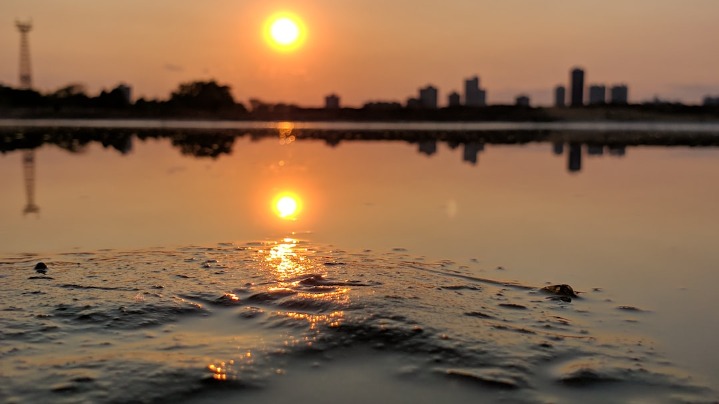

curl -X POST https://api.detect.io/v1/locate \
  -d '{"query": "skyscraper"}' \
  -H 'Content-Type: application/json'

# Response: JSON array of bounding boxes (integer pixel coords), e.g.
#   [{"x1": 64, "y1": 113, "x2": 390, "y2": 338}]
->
[
  {"x1": 464, "y1": 76, "x2": 486, "y2": 107},
  {"x1": 588, "y1": 85, "x2": 606, "y2": 105},
  {"x1": 515, "y1": 95, "x2": 530, "y2": 107},
  {"x1": 610, "y1": 85, "x2": 629, "y2": 104},
  {"x1": 419, "y1": 85, "x2": 438, "y2": 109},
  {"x1": 570, "y1": 68, "x2": 585, "y2": 107},
  {"x1": 324, "y1": 93, "x2": 340, "y2": 109},
  {"x1": 554, "y1": 85, "x2": 566, "y2": 107},
  {"x1": 447, "y1": 91, "x2": 461, "y2": 107}
]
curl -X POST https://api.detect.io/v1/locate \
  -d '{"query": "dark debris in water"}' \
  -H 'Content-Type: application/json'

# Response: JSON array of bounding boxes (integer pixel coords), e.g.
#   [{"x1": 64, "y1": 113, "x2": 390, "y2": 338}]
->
[
  {"x1": 558, "y1": 368, "x2": 620, "y2": 387},
  {"x1": 464, "y1": 311, "x2": 496, "y2": 319},
  {"x1": 541, "y1": 284, "x2": 578, "y2": 298},
  {"x1": 34, "y1": 262, "x2": 48, "y2": 274},
  {"x1": 498, "y1": 303, "x2": 528, "y2": 310},
  {"x1": 617, "y1": 305, "x2": 646, "y2": 312},
  {"x1": 442, "y1": 367, "x2": 528, "y2": 390}
]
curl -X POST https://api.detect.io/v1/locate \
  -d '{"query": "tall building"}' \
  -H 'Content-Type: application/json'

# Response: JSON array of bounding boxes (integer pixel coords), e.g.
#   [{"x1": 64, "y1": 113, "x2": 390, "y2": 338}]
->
[
  {"x1": 419, "y1": 85, "x2": 438, "y2": 109},
  {"x1": 588, "y1": 85, "x2": 606, "y2": 105},
  {"x1": 116, "y1": 84, "x2": 132, "y2": 104},
  {"x1": 515, "y1": 95, "x2": 530, "y2": 107},
  {"x1": 554, "y1": 85, "x2": 566, "y2": 107},
  {"x1": 406, "y1": 97, "x2": 421, "y2": 108},
  {"x1": 447, "y1": 91, "x2": 461, "y2": 107},
  {"x1": 464, "y1": 76, "x2": 486, "y2": 107},
  {"x1": 610, "y1": 85, "x2": 629, "y2": 104},
  {"x1": 324, "y1": 93, "x2": 340, "y2": 109},
  {"x1": 570, "y1": 68, "x2": 585, "y2": 107}
]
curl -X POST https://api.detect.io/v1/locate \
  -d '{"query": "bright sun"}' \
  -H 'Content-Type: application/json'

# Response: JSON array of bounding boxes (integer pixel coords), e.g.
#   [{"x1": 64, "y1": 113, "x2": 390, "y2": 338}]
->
[
  {"x1": 277, "y1": 196, "x2": 298, "y2": 217},
  {"x1": 264, "y1": 13, "x2": 305, "y2": 52},
  {"x1": 271, "y1": 18, "x2": 299, "y2": 45},
  {"x1": 273, "y1": 193, "x2": 302, "y2": 220}
]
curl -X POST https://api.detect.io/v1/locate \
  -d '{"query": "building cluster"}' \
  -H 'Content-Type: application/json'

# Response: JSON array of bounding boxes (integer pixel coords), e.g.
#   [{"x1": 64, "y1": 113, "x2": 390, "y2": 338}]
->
[
  {"x1": 324, "y1": 68, "x2": 632, "y2": 110},
  {"x1": 555, "y1": 68, "x2": 629, "y2": 107},
  {"x1": 406, "y1": 76, "x2": 488, "y2": 110},
  {"x1": 325, "y1": 75, "x2": 491, "y2": 110}
]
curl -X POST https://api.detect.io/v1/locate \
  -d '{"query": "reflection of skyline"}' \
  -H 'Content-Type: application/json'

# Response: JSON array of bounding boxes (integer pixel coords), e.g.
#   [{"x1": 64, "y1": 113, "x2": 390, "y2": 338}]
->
[
  {"x1": 3, "y1": 126, "x2": 711, "y2": 184},
  {"x1": 553, "y1": 142, "x2": 627, "y2": 174},
  {"x1": 463, "y1": 142, "x2": 485, "y2": 165}
]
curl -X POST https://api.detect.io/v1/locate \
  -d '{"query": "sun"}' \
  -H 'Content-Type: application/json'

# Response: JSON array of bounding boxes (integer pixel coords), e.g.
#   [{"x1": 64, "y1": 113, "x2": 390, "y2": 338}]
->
[
  {"x1": 271, "y1": 18, "x2": 299, "y2": 45},
  {"x1": 272, "y1": 192, "x2": 302, "y2": 220},
  {"x1": 277, "y1": 196, "x2": 297, "y2": 217},
  {"x1": 264, "y1": 12, "x2": 306, "y2": 52}
]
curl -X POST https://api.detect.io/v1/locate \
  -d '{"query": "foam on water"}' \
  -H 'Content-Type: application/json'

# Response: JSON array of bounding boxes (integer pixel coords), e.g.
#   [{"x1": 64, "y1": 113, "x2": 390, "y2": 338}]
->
[{"x1": 1, "y1": 239, "x2": 715, "y2": 403}]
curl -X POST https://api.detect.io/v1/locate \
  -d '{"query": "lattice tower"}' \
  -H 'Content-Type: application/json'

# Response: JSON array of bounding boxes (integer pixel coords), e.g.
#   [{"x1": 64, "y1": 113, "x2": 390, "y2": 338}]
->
[{"x1": 15, "y1": 20, "x2": 33, "y2": 89}]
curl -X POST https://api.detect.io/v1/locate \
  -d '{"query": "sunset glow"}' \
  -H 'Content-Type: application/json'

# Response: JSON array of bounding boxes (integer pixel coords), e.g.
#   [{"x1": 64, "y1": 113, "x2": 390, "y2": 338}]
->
[{"x1": 264, "y1": 13, "x2": 305, "y2": 52}]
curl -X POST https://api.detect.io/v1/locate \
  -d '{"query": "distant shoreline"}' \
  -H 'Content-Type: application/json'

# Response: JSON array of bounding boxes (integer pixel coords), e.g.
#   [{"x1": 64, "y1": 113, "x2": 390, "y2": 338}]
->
[
  {"x1": 2, "y1": 104, "x2": 719, "y2": 123},
  {"x1": 3, "y1": 121, "x2": 719, "y2": 157},
  {"x1": 3, "y1": 118, "x2": 719, "y2": 132}
]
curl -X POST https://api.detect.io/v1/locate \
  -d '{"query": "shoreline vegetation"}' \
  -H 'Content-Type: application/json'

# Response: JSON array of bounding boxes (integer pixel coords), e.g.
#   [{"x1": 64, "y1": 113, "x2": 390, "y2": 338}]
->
[{"x1": 2, "y1": 80, "x2": 719, "y2": 123}]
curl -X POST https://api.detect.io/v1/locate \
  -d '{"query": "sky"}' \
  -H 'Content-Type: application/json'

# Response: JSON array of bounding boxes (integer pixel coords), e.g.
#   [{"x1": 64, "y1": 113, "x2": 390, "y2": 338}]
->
[{"x1": 2, "y1": 0, "x2": 718, "y2": 107}]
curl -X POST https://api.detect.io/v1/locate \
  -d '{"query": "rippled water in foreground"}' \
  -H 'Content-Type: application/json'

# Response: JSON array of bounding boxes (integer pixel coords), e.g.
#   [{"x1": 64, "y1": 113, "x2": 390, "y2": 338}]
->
[{"x1": 1, "y1": 239, "x2": 714, "y2": 403}]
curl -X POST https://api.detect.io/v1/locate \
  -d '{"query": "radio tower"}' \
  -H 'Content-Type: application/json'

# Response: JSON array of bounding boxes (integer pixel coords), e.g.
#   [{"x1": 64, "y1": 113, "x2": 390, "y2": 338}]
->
[{"x1": 16, "y1": 20, "x2": 33, "y2": 89}]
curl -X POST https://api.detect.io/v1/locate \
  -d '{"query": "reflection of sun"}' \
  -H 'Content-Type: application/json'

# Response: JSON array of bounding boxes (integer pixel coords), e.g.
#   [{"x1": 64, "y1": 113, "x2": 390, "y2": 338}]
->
[
  {"x1": 273, "y1": 192, "x2": 302, "y2": 220},
  {"x1": 264, "y1": 12, "x2": 306, "y2": 52}
]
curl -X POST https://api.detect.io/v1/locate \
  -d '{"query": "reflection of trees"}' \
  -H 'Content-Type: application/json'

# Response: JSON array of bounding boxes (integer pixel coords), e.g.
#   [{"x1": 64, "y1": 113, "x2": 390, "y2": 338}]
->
[
  {"x1": 2, "y1": 128, "x2": 719, "y2": 161},
  {"x1": 169, "y1": 81, "x2": 240, "y2": 111},
  {"x1": 170, "y1": 134, "x2": 236, "y2": 159},
  {"x1": 0, "y1": 131, "x2": 135, "y2": 155}
]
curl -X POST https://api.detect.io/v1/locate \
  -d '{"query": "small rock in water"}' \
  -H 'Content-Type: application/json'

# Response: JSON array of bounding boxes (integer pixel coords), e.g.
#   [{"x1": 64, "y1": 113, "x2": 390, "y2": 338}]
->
[
  {"x1": 541, "y1": 284, "x2": 578, "y2": 298},
  {"x1": 34, "y1": 262, "x2": 48, "y2": 274}
]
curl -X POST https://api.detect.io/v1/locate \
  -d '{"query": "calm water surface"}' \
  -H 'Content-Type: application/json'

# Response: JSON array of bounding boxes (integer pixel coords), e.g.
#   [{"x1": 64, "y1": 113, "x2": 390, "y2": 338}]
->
[{"x1": 1, "y1": 122, "x2": 718, "y2": 402}]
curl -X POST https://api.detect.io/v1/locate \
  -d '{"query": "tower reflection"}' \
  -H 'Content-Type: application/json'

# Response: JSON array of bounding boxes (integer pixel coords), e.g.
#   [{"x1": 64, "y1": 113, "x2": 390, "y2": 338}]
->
[{"x1": 22, "y1": 150, "x2": 40, "y2": 216}]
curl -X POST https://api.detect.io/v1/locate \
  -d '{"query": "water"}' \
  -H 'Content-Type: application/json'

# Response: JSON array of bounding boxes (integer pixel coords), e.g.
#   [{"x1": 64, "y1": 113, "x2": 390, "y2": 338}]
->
[{"x1": 1, "y1": 121, "x2": 718, "y2": 402}]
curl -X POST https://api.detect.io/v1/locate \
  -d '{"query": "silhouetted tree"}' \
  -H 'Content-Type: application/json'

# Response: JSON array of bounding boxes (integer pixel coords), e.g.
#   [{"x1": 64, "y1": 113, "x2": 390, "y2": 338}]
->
[
  {"x1": 95, "y1": 85, "x2": 132, "y2": 108},
  {"x1": 0, "y1": 84, "x2": 45, "y2": 107},
  {"x1": 50, "y1": 83, "x2": 91, "y2": 108},
  {"x1": 169, "y1": 80, "x2": 240, "y2": 110}
]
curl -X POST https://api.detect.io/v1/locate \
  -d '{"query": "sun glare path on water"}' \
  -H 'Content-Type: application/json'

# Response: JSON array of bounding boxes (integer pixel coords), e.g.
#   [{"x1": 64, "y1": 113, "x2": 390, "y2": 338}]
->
[
  {"x1": 273, "y1": 192, "x2": 302, "y2": 220},
  {"x1": 264, "y1": 12, "x2": 306, "y2": 52}
]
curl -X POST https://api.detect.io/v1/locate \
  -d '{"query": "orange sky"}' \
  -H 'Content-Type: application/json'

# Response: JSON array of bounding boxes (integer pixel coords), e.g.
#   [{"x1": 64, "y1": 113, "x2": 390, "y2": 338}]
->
[{"x1": 2, "y1": 0, "x2": 718, "y2": 106}]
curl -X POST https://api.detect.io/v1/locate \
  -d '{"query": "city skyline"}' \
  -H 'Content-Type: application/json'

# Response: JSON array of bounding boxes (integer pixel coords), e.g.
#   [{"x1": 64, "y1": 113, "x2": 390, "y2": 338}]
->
[{"x1": 2, "y1": 1, "x2": 719, "y2": 107}]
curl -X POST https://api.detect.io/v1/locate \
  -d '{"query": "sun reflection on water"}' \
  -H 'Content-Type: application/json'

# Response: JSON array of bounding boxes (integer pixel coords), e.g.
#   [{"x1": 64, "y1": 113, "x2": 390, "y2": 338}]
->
[
  {"x1": 280, "y1": 311, "x2": 345, "y2": 330},
  {"x1": 265, "y1": 238, "x2": 307, "y2": 279},
  {"x1": 277, "y1": 121, "x2": 296, "y2": 145}
]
